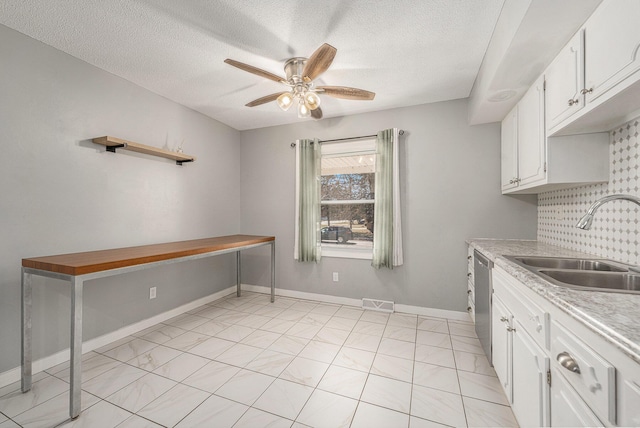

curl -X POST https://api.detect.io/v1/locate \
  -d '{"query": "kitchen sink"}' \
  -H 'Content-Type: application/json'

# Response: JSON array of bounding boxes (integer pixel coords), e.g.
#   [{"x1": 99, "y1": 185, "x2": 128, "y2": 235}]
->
[
  {"x1": 538, "y1": 270, "x2": 640, "y2": 294},
  {"x1": 510, "y1": 256, "x2": 627, "y2": 272},
  {"x1": 504, "y1": 255, "x2": 640, "y2": 294}
]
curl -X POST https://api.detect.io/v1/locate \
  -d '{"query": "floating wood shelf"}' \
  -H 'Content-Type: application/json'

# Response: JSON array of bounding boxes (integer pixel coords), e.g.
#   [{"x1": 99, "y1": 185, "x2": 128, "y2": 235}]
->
[{"x1": 92, "y1": 136, "x2": 196, "y2": 165}]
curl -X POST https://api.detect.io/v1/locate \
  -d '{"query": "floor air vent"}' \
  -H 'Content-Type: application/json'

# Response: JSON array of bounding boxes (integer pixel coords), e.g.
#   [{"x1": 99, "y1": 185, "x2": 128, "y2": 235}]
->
[{"x1": 361, "y1": 298, "x2": 395, "y2": 313}]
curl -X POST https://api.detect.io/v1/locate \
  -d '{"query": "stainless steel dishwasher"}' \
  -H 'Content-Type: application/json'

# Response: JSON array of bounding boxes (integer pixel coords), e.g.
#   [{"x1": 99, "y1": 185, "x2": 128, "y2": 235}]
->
[{"x1": 474, "y1": 250, "x2": 493, "y2": 362}]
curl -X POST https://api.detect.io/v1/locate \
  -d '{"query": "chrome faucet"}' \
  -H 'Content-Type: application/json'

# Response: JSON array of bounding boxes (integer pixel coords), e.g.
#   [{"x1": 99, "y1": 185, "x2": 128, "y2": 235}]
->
[{"x1": 576, "y1": 194, "x2": 640, "y2": 230}]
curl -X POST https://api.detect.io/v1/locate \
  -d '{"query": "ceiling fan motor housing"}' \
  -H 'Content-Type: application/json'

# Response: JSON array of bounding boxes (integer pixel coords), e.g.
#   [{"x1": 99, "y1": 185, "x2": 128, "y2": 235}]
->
[{"x1": 284, "y1": 57, "x2": 308, "y2": 84}]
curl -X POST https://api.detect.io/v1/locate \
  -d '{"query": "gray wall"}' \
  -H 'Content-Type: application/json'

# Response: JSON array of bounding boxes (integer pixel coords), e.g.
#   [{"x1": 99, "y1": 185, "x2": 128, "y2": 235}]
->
[
  {"x1": 240, "y1": 99, "x2": 538, "y2": 311},
  {"x1": 0, "y1": 25, "x2": 241, "y2": 373}
]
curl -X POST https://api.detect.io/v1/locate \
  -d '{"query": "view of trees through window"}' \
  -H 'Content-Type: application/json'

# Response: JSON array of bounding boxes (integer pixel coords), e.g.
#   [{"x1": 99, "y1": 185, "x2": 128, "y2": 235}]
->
[{"x1": 320, "y1": 153, "x2": 375, "y2": 248}]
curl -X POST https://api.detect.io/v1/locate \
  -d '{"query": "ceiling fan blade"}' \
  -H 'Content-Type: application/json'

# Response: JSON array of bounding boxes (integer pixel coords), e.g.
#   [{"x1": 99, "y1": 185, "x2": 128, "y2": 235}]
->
[
  {"x1": 302, "y1": 43, "x2": 337, "y2": 82},
  {"x1": 316, "y1": 86, "x2": 376, "y2": 100},
  {"x1": 311, "y1": 107, "x2": 323, "y2": 120},
  {"x1": 245, "y1": 92, "x2": 287, "y2": 107},
  {"x1": 224, "y1": 59, "x2": 286, "y2": 83}
]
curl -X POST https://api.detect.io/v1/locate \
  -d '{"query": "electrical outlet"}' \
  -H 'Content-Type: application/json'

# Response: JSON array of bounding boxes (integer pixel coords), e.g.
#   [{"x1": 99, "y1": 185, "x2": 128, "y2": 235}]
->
[
  {"x1": 149, "y1": 287, "x2": 157, "y2": 299},
  {"x1": 332, "y1": 272, "x2": 339, "y2": 282}
]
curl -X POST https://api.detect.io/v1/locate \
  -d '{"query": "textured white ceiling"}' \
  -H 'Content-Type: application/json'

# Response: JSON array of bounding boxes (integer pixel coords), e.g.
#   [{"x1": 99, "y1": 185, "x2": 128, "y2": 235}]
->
[{"x1": 0, "y1": 0, "x2": 505, "y2": 130}]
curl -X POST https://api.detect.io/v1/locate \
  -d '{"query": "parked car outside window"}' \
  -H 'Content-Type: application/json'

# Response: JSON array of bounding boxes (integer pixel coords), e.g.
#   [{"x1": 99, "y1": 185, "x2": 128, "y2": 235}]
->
[{"x1": 321, "y1": 226, "x2": 353, "y2": 243}]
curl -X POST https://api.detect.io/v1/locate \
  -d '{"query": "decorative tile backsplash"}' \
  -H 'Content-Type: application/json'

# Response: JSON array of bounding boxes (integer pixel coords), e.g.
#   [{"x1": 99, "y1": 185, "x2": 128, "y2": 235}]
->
[{"x1": 538, "y1": 116, "x2": 640, "y2": 265}]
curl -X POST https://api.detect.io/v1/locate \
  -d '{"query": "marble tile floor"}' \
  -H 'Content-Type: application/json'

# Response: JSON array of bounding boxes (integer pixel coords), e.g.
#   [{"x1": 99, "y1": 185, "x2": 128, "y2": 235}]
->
[{"x1": 0, "y1": 292, "x2": 518, "y2": 428}]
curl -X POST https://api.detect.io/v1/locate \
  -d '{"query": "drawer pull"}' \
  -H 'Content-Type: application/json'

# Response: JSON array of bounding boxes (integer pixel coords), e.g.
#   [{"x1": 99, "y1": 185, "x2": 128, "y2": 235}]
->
[
  {"x1": 506, "y1": 326, "x2": 516, "y2": 332},
  {"x1": 467, "y1": 290, "x2": 472, "y2": 295},
  {"x1": 557, "y1": 352, "x2": 581, "y2": 374},
  {"x1": 467, "y1": 255, "x2": 472, "y2": 260},
  {"x1": 467, "y1": 273, "x2": 472, "y2": 277},
  {"x1": 500, "y1": 316, "x2": 508, "y2": 323}
]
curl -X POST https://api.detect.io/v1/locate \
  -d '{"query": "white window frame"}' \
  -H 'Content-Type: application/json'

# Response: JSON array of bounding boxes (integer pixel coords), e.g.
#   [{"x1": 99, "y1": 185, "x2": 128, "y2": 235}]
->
[{"x1": 320, "y1": 138, "x2": 376, "y2": 260}]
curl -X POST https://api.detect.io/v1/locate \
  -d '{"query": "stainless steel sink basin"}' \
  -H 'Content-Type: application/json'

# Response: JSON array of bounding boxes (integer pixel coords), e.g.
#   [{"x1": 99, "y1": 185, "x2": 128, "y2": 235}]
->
[
  {"x1": 511, "y1": 256, "x2": 628, "y2": 272},
  {"x1": 538, "y1": 270, "x2": 640, "y2": 294},
  {"x1": 504, "y1": 255, "x2": 640, "y2": 294}
]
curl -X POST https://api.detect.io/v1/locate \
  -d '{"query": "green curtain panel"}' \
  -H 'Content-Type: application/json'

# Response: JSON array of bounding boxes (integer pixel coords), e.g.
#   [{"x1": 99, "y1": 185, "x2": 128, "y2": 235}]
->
[{"x1": 295, "y1": 139, "x2": 321, "y2": 262}]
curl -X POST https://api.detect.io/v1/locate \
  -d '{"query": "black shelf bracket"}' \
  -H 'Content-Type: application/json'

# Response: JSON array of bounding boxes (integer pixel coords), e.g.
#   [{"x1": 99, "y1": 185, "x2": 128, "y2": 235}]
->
[
  {"x1": 105, "y1": 144, "x2": 126, "y2": 153},
  {"x1": 176, "y1": 159, "x2": 194, "y2": 166}
]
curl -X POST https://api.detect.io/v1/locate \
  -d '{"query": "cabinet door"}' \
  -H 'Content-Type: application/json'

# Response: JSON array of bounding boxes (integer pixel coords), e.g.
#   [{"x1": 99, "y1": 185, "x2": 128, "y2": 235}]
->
[
  {"x1": 517, "y1": 75, "x2": 546, "y2": 187},
  {"x1": 545, "y1": 30, "x2": 584, "y2": 130},
  {"x1": 501, "y1": 106, "x2": 518, "y2": 192},
  {"x1": 492, "y1": 296, "x2": 512, "y2": 402},
  {"x1": 512, "y1": 319, "x2": 550, "y2": 427},
  {"x1": 550, "y1": 367, "x2": 603, "y2": 427},
  {"x1": 585, "y1": 0, "x2": 640, "y2": 104}
]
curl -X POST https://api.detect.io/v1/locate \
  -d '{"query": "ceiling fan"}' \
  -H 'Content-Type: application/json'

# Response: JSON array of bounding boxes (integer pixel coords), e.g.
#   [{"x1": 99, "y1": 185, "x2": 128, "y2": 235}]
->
[{"x1": 224, "y1": 43, "x2": 375, "y2": 120}]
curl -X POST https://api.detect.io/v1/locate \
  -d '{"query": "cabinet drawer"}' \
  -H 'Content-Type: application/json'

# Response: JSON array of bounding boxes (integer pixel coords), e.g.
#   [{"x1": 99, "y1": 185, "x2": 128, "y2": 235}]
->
[
  {"x1": 492, "y1": 269, "x2": 549, "y2": 350},
  {"x1": 550, "y1": 320, "x2": 615, "y2": 424}
]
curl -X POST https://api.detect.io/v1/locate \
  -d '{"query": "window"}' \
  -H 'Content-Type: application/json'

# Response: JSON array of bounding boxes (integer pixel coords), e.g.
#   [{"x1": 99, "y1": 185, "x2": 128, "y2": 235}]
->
[{"x1": 320, "y1": 138, "x2": 376, "y2": 259}]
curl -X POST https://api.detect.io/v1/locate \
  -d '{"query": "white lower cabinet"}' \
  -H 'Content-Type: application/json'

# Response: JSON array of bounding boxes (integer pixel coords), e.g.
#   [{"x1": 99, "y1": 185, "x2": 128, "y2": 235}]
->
[
  {"x1": 492, "y1": 295, "x2": 512, "y2": 401},
  {"x1": 512, "y1": 318, "x2": 550, "y2": 427},
  {"x1": 550, "y1": 366, "x2": 603, "y2": 427}
]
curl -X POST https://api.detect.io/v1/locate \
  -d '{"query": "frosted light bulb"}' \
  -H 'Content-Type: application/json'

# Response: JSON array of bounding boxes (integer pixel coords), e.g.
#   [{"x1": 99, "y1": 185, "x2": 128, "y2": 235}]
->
[
  {"x1": 298, "y1": 101, "x2": 311, "y2": 118},
  {"x1": 304, "y1": 91, "x2": 321, "y2": 110}
]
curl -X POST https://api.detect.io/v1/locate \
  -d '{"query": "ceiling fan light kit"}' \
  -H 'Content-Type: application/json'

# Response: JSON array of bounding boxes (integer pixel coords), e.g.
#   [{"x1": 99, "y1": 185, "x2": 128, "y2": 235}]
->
[{"x1": 225, "y1": 43, "x2": 375, "y2": 120}]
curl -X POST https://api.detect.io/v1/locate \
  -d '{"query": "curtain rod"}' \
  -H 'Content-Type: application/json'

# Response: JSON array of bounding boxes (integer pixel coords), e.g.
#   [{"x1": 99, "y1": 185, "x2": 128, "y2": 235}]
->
[{"x1": 290, "y1": 129, "x2": 405, "y2": 148}]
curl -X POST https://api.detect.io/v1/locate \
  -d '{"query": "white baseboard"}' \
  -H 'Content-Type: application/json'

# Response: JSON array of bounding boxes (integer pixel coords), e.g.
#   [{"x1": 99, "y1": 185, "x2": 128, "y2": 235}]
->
[
  {"x1": 241, "y1": 284, "x2": 469, "y2": 320},
  {"x1": 0, "y1": 286, "x2": 236, "y2": 389}
]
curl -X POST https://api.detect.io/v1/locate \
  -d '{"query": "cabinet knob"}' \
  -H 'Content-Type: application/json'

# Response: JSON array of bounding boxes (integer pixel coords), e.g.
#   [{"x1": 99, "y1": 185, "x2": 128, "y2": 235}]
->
[
  {"x1": 557, "y1": 352, "x2": 581, "y2": 374},
  {"x1": 467, "y1": 255, "x2": 472, "y2": 260},
  {"x1": 506, "y1": 326, "x2": 516, "y2": 332},
  {"x1": 500, "y1": 316, "x2": 508, "y2": 323},
  {"x1": 580, "y1": 88, "x2": 593, "y2": 95},
  {"x1": 509, "y1": 178, "x2": 520, "y2": 184},
  {"x1": 467, "y1": 272, "x2": 472, "y2": 277},
  {"x1": 467, "y1": 289, "x2": 472, "y2": 295},
  {"x1": 567, "y1": 98, "x2": 580, "y2": 106},
  {"x1": 467, "y1": 306, "x2": 472, "y2": 312}
]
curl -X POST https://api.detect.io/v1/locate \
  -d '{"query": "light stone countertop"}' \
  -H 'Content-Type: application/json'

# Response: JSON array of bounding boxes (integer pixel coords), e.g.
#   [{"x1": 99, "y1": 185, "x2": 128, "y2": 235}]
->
[{"x1": 467, "y1": 238, "x2": 640, "y2": 364}]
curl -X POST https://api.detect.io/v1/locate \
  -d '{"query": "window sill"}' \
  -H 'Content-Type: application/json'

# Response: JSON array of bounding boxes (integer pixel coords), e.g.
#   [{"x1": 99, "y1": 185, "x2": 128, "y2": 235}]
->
[{"x1": 322, "y1": 246, "x2": 373, "y2": 260}]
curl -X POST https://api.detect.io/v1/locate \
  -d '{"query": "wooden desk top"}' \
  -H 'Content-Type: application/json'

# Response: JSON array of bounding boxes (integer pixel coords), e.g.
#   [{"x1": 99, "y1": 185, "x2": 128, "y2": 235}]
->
[{"x1": 22, "y1": 235, "x2": 275, "y2": 276}]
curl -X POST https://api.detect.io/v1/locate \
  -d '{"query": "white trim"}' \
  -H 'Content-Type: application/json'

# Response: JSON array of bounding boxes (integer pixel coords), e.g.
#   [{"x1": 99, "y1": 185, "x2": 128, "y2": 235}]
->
[
  {"x1": 0, "y1": 286, "x2": 236, "y2": 388},
  {"x1": 321, "y1": 247, "x2": 373, "y2": 260},
  {"x1": 241, "y1": 284, "x2": 469, "y2": 320}
]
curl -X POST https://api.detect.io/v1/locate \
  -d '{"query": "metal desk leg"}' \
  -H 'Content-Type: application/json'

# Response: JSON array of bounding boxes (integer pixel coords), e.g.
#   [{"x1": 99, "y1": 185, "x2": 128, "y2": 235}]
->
[
  {"x1": 21, "y1": 268, "x2": 32, "y2": 393},
  {"x1": 271, "y1": 241, "x2": 275, "y2": 303},
  {"x1": 236, "y1": 251, "x2": 241, "y2": 297},
  {"x1": 69, "y1": 276, "x2": 83, "y2": 419}
]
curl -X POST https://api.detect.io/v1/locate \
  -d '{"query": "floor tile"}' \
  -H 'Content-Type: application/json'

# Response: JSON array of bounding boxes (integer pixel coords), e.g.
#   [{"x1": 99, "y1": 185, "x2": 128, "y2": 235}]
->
[
  {"x1": 57, "y1": 400, "x2": 132, "y2": 428},
  {"x1": 411, "y1": 384, "x2": 466, "y2": 427},
  {"x1": 300, "y1": 312, "x2": 332, "y2": 326},
  {"x1": 152, "y1": 352, "x2": 209, "y2": 382},
  {"x1": 0, "y1": 420, "x2": 20, "y2": 428},
  {"x1": 358, "y1": 311, "x2": 390, "y2": 325},
  {"x1": 252, "y1": 305, "x2": 285, "y2": 318},
  {"x1": 253, "y1": 379, "x2": 314, "y2": 420},
  {"x1": 125, "y1": 345, "x2": 182, "y2": 372},
  {"x1": 296, "y1": 389, "x2": 358, "y2": 428},
  {"x1": 448, "y1": 321, "x2": 478, "y2": 338},
  {"x1": 387, "y1": 313, "x2": 417, "y2": 328},
  {"x1": 106, "y1": 373, "x2": 176, "y2": 413},
  {"x1": 214, "y1": 343, "x2": 263, "y2": 367},
  {"x1": 344, "y1": 332, "x2": 381, "y2": 352},
  {"x1": 279, "y1": 357, "x2": 329, "y2": 387},
  {"x1": 377, "y1": 338, "x2": 415, "y2": 360},
  {"x1": 353, "y1": 321, "x2": 386, "y2": 336},
  {"x1": 297, "y1": 340, "x2": 340, "y2": 364},
  {"x1": 215, "y1": 311, "x2": 250, "y2": 325},
  {"x1": 334, "y1": 307, "x2": 364, "y2": 320},
  {"x1": 102, "y1": 338, "x2": 158, "y2": 362},
  {"x1": 136, "y1": 384, "x2": 209, "y2": 428},
  {"x1": 360, "y1": 374, "x2": 412, "y2": 413},
  {"x1": 214, "y1": 369, "x2": 275, "y2": 405},
  {"x1": 268, "y1": 335, "x2": 309, "y2": 356},
  {"x1": 458, "y1": 371, "x2": 509, "y2": 405},
  {"x1": 371, "y1": 354, "x2": 414, "y2": 382},
  {"x1": 317, "y1": 365, "x2": 368, "y2": 399},
  {"x1": 463, "y1": 396, "x2": 518, "y2": 427},
  {"x1": 188, "y1": 336, "x2": 235, "y2": 359},
  {"x1": 233, "y1": 407, "x2": 292, "y2": 428},
  {"x1": 286, "y1": 323, "x2": 323, "y2": 340},
  {"x1": 162, "y1": 331, "x2": 211, "y2": 351},
  {"x1": 191, "y1": 305, "x2": 230, "y2": 320},
  {"x1": 52, "y1": 354, "x2": 122, "y2": 383},
  {"x1": 454, "y1": 350, "x2": 496, "y2": 376},
  {"x1": 413, "y1": 362, "x2": 460, "y2": 394},
  {"x1": 276, "y1": 309, "x2": 308, "y2": 322},
  {"x1": 240, "y1": 330, "x2": 281, "y2": 349},
  {"x1": 414, "y1": 344, "x2": 456, "y2": 368},
  {"x1": 333, "y1": 347, "x2": 375, "y2": 372},
  {"x1": 450, "y1": 336, "x2": 484, "y2": 355},
  {"x1": 417, "y1": 317, "x2": 449, "y2": 334},
  {"x1": 13, "y1": 391, "x2": 100, "y2": 428},
  {"x1": 0, "y1": 414, "x2": 6, "y2": 424},
  {"x1": 351, "y1": 402, "x2": 410, "y2": 428},
  {"x1": 139, "y1": 325, "x2": 187, "y2": 345},
  {"x1": 214, "y1": 324, "x2": 255, "y2": 342},
  {"x1": 260, "y1": 318, "x2": 297, "y2": 334},
  {"x1": 314, "y1": 327, "x2": 350, "y2": 345},
  {"x1": 288, "y1": 301, "x2": 318, "y2": 313},
  {"x1": 163, "y1": 313, "x2": 208, "y2": 331},
  {"x1": 174, "y1": 395, "x2": 247, "y2": 428},
  {"x1": 383, "y1": 325, "x2": 417, "y2": 342},
  {"x1": 82, "y1": 364, "x2": 146, "y2": 399},
  {"x1": 409, "y1": 415, "x2": 451, "y2": 427},
  {"x1": 45, "y1": 352, "x2": 99, "y2": 376},
  {"x1": 190, "y1": 319, "x2": 232, "y2": 336},
  {"x1": 309, "y1": 304, "x2": 341, "y2": 316},
  {"x1": 416, "y1": 331, "x2": 452, "y2": 349},
  {"x1": 236, "y1": 314, "x2": 271, "y2": 329},
  {"x1": 93, "y1": 336, "x2": 134, "y2": 354},
  {"x1": 182, "y1": 360, "x2": 240, "y2": 393},
  {"x1": 325, "y1": 317, "x2": 358, "y2": 331},
  {"x1": 245, "y1": 349, "x2": 295, "y2": 377},
  {"x1": 116, "y1": 414, "x2": 164, "y2": 427}
]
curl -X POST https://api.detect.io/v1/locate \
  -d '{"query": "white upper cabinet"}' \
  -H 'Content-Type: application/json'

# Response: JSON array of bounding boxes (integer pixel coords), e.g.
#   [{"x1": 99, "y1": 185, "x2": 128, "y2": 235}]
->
[
  {"x1": 584, "y1": 0, "x2": 640, "y2": 104},
  {"x1": 516, "y1": 76, "x2": 546, "y2": 187},
  {"x1": 501, "y1": 106, "x2": 518, "y2": 192},
  {"x1": 545, "y1": 31, "x2": 585, "y2": 130}
]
